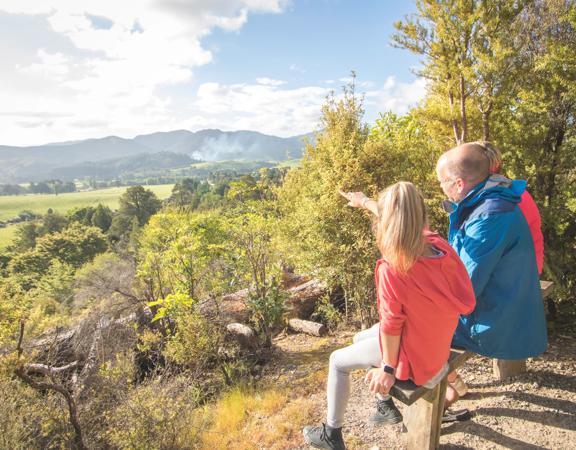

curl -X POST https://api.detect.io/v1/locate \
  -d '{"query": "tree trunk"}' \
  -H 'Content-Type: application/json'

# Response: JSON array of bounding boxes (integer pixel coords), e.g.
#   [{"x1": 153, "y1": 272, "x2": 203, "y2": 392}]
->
[
  {"x1": 448, "y1": 87, "x2": 461, "y2": 144},
  {"x1": 480, "y1": 100, "x2": 493, "y2": 141},
  {"x1": 459, "y1": 74, "x2": 468, "y2": 142}
]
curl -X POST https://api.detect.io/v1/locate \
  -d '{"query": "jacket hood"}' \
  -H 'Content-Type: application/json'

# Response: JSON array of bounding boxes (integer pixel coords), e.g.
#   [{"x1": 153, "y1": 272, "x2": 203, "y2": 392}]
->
[
  {"x1": 427, "y1": 233, "x2": 476, "y2": 316},
  {"x1": 461, "y1": 175, "x2": 525, "y2": 208},
  {"x1": 442, "y1": 175, "x2": 525, "y2": 215}
]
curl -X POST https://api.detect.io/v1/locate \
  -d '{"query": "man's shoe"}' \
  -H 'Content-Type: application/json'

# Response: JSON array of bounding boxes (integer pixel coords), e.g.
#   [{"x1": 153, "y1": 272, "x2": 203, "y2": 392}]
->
[
  {"x1": 369, "y1": 397, "x2": 403, "y2": 424},
  {"x1": 442, "y1": 408, "x2": 472, "y2": 423},
  {"x1": 302, "y1": 423, "x2": 346, "y2": 450}
]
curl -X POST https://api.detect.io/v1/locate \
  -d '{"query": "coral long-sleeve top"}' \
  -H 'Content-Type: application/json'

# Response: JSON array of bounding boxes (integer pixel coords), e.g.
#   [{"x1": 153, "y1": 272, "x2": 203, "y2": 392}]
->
[
  {"x1": 376, "y1": 232, "x2": 476, "y2": 385},
  {"x1": 518, "y1": 191, "x2": 544, "y2": 274}
]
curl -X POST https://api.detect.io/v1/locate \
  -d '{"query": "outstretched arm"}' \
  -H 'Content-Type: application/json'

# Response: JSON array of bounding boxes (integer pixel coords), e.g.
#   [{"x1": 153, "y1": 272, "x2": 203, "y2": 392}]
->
[{"x1": 338, "y1": 190, "x2": 379, "y2": 217}]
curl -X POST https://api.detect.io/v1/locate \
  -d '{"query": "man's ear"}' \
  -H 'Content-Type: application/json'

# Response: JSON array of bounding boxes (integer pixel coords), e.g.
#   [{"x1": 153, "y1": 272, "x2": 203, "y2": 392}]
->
[{"x1": 455, "y1": 178, "x2": 465, "y2": 194}]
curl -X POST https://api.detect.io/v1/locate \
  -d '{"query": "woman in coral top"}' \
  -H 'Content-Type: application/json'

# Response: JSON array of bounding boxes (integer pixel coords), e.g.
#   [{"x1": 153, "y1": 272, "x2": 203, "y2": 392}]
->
[
  {"x1": 475, "y1": 141, "x2": 544, "y2": 274},
  {"x1": 303, "y1": 182, "x2": 476, "y2": 450}
]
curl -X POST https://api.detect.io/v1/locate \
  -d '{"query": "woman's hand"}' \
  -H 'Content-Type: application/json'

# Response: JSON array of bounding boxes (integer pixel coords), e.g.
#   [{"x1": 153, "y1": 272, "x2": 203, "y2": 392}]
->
[
  {"x1": 339, "y1": 190, "x2": 369, "y2": 208},
  {"x1": 365, "y1": 368, "x2": 395, "y2": 395}
]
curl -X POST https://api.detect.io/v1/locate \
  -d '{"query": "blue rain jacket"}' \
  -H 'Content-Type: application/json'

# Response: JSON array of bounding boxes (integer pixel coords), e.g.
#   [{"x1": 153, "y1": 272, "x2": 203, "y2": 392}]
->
[{"x1": 447, "y1": 178, "x2": 547, "y2": 359}]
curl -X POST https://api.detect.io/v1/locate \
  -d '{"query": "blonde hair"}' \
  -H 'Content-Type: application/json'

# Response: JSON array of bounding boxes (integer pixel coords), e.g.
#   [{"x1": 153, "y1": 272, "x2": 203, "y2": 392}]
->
[
  {"x1": 474, "y1": 141, "x2": 502, "y2": 173},
  {"x1": 376, "y1": 182, "x2": 428, "y2": 274}
]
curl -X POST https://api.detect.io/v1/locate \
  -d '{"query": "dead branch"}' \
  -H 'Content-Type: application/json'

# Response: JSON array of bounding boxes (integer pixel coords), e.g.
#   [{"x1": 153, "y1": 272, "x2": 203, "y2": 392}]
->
[
  {"x1": 26, "y1": 361, "x2": 79, "y2": 377},
  {"x1": 14, "y1": 321, "x2": 87, "y2": 450}
]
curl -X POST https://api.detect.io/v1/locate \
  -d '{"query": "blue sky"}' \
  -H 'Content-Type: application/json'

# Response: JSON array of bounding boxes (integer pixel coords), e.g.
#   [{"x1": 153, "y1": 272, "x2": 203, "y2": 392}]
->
[{"x1": 0, "y1": 0, "x2": 425, "y2": 146}]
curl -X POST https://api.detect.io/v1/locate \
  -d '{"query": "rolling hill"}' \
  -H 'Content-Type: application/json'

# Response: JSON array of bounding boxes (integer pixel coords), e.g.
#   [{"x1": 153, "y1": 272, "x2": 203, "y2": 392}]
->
[{"x1": 0, "y1": 129, "x2": 311, "y2": 183}]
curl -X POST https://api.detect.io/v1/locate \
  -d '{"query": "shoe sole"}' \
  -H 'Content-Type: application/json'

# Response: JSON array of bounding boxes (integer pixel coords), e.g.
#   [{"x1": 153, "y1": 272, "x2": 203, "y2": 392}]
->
[
  {"x1": 369, "y1": 415, "x2": 403, "y2": 425},
  {"x1": 302, "y1": 430, "x2": 327, "y2": 449}
]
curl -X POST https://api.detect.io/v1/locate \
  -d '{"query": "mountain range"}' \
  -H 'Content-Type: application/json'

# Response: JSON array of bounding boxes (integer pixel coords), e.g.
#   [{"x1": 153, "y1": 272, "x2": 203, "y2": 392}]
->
[{"x1": 0, "y1": 129, "x2": 311, "y2": 183}]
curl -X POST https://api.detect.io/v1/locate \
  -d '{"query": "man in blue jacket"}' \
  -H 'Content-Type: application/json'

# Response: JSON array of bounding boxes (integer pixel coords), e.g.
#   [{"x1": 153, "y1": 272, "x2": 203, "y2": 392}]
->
[{"x1": 436, "y1": 143, "x2": 547, "y2": 363}]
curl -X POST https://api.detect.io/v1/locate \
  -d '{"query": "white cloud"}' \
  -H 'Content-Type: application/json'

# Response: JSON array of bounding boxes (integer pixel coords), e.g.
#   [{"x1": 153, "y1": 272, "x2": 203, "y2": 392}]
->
[
  {"x1": 191, "y1": 81, "x2": 329, "y2": 136},
  {"x1": 0, "y1": 0, "x2": 427, "y2": 147},
  {"x1": 18, "y1": 49, "x2": 70, "y2": 80},
  {"x1": 256, "y1": 77, "x2": 285, "y2": 86},
  {"x1": 0, "y1": 0, "x2": 290, "y2": 145},
  {"x1": 365, "y1": 76, "x2": 428, "y2": 115},
  {"x1": 184, "y1": 77, "x2": 427, "y2": 137}
]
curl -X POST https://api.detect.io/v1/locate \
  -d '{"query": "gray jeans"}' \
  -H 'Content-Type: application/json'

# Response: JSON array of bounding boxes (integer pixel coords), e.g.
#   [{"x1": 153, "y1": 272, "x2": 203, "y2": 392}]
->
[
  {"x1": 326, "y1": 323, "x2": 448, "y2": 428},
  {"x1": 326, "y1": 324, "x2": 382, "y2": 428}
]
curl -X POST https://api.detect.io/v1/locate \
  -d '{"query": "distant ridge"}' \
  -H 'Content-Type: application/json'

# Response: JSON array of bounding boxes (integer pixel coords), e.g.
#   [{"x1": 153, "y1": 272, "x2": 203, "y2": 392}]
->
[{"x1": 0, "y1": 129, "x2": 312, "y2": 183}]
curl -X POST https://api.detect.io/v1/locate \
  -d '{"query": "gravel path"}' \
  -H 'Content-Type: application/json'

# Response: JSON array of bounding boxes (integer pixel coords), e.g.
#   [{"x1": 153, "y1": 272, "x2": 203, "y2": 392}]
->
[{"x1": 270, "y1": 330, "x2": 576, "y2": 450}]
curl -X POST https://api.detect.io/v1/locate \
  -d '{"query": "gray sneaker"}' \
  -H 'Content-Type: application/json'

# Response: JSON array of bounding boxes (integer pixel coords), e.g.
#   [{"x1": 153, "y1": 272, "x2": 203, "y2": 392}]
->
[
  {"x1": 369, "y1": 397, "x2": 403, "y2": 424},
  {"x1": 302, "y1": 423, "x2": 346, "y2": 450}
]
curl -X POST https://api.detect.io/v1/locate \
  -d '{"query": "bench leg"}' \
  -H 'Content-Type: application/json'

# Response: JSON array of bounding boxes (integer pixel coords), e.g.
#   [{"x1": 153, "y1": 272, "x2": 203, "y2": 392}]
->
[
  {"x1": 492, "y1": 358, "x2": 526, "y2": 380},
  {"x1": 403, "y1": 378, "x2": 448, "y2": 450}
]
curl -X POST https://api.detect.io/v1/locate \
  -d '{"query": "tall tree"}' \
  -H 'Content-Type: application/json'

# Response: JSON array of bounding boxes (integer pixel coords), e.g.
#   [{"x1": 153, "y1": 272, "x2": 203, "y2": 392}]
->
[
  {"x1": 91, "y1": 204, "x2": 112, "y2": 232},
  {"x1": 392, "y1": 0, "x2": 531, "y2": 143},
  {"x1": 118, "y1": 186, "x2": 162, "y2": 226}
]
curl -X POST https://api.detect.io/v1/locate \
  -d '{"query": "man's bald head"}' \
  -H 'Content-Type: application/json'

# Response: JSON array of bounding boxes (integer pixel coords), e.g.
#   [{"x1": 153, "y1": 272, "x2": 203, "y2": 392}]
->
[
  {"x1": 438, "y1": 143, "x2": 490, "y2": 184},
  {"x1": 436, "y1": 142, "x2": 491, "y2": 202}
]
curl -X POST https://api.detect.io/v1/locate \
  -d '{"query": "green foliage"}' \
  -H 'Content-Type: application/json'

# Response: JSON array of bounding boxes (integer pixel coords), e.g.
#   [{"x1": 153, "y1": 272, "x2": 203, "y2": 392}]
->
[
  {"x1": 67, "y1": 205, "x2": 96, "y2": 225},
  {"x1": 392, "y1": 0, "x2": 530, "y2": 142},
  {"x1": 108, "y1": 213, "x2": 133, "y2": 241},
  {"x1": 278, "y1": 83, "x2": 439, "y2": 324},
  {"x1": 393, "y1": 0, "x2": 576, "y2": 300},
  {"x1": 105, "y1": 377, "x2": 204, "y2": 450},
  {"x1": 148, "y1": 292, "x2": 194, "y2": 322},
  {"x1": 8, "y1": 222, "x2": 108, "y2": 290},
  {"x1": 0, "y1": 379, "x2": 72, "y2": 450},
  {"x1": 137, "y1": 210, "x2": 232, "y2": 303},
  {"x1": 36, "y1": 222, "x2": 109, "y2": 268},
  {"x1": 162, "y1": 307, "x2": 222, "y2": 373},
  {"x1": 226, "y1": 205, "x2": 287, "y2": 343},
  {"x1": 245, "y1": 281, "x2": 286, "y2": 347},
  {"x1": 32, "y1": 260, "x2": 75, "y2": 305},
  {"x1": 0, "y1": 279, "x2": 28, "y2": 348},
  {"x1": 91, "y1": 204, "x2": 113, "y2": 232},
  {"x1": 38, "y1": 210, "x2": 68, "y2": 235},
  {"x1": 119, "y1": 185, "x2": 163, "y2": 226},
  {"x1": 11, "y1": 222, "x2": 38, "y2": 252},
  {"x1": 311, "y1": 294, "x2": 342, "y2": 330},
  {"x1": 168, "y1": 178, "x2": 208, "y2": 209}
]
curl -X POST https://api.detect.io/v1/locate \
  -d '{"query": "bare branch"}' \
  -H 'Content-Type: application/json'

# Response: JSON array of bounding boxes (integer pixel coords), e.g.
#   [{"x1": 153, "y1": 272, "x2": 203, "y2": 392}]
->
[{"x1": 25, "y1": 361, "x2": 79, "y2": 377}]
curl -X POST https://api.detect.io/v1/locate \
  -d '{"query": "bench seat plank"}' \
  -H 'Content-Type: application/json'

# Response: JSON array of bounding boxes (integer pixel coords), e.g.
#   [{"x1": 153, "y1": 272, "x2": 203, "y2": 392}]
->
[
  {"x1": 390, "y1": 349, "x2": 473, "y2": 406},
  {"x1": 540, "y1": 280, "x2": 554, "y2": 299}
]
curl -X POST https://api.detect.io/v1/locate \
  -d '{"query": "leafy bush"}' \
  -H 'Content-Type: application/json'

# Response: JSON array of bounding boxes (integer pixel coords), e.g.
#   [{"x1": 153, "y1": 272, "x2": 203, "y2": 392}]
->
[
  {"x1": 105, "y1": 377, "x2": 204, "y2": 450},
  {"x1": 277, "y1": 86, "x2": 439, "y2": 325}
]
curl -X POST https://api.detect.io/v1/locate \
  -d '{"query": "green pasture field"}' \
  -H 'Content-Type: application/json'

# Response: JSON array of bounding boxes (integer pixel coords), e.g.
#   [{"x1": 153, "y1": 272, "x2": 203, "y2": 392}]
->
[
  {"x1": 275, "y1": 159, "x2": 301, "y2": 168},
  {"x1": 0, "y1": 184, "x2": 174, "y2": 248},
  {"x1": 0, "y1": 184, "x2": 174, "y2": 222}
]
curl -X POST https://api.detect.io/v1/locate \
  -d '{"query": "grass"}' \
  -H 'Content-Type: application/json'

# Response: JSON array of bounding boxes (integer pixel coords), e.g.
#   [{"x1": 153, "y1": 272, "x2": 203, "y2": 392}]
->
[
  {"x1": 0, "y1": 225, "x2": 18, "y2": 249},
  {"x1": 0, "y1": 184, "x2": 173, "y2": 249},
  {"x1": 199, "y1": 386, "x2": 316, "y2": 450},
  {"x1": 275, "y1": 159, "x2": 301, "y2": 168},
  {"x1": 0, "y1": 184, "x2": 174, "y2": 221}
]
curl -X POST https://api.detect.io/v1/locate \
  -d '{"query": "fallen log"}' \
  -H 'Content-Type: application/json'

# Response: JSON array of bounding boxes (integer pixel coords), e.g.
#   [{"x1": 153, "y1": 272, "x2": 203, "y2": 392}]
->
[{"x1": 288, "y1": 318, "x2": 327, "y2": 337}]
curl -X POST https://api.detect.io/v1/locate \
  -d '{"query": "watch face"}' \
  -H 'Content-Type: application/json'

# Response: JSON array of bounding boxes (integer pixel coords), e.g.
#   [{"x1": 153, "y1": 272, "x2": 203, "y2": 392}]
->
[{"x1": 383, "y1": 365, "x2": 395, "y2": 375}]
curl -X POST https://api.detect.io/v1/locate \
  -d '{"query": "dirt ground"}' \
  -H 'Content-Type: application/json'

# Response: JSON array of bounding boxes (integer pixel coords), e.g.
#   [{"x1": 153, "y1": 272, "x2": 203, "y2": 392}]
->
[{"x1": 266, "y1": 329, "x2": 576, "y2": 450}]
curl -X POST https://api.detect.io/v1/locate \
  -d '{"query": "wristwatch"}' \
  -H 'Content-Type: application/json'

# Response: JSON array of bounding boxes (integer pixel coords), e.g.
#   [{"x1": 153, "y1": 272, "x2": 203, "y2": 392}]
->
[{"x1": 381, "y1": 363, "x2": 395, "y2": 375}]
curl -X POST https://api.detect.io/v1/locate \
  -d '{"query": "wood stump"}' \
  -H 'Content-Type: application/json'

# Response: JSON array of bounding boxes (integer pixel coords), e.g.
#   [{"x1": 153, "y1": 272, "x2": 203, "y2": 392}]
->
[
  {"x1": 403, "y1": 378, "x2": 448, "y2": 450},
  {"x1": 492, "y1": 358, "x2": 527, "y2": 380}
]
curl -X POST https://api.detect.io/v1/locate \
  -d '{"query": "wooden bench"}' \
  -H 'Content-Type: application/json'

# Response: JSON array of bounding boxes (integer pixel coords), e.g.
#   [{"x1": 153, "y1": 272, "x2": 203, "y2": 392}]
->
[
  {"x1": 388, "y1": 281, "x2": 554, "y2": 449},
  {"x1": 492, "y1": 280, "x2": 554, "y2": 380},
  {"x1": 389, "y1": 348, "x2": 473, "y2": 450}
]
